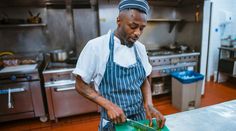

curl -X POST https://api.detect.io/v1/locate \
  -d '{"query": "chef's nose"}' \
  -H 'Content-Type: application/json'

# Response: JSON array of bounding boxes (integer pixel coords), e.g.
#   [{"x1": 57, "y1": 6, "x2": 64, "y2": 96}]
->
[{"x1": 134, "y1": 28, "x2": 141, "y2": 37}]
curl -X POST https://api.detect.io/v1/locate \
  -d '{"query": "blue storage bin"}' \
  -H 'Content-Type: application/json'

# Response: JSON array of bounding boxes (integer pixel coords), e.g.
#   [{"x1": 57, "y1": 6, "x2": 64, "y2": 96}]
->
[{"x1": 171, "y1": 71, "x2": 204, "y2": 84}]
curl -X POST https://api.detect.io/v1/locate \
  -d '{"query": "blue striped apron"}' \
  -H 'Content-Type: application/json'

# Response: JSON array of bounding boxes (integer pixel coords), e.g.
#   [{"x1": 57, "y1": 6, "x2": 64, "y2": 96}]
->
[{"x1": 98, "y1": 33, "x2": 146, "y2": 131}]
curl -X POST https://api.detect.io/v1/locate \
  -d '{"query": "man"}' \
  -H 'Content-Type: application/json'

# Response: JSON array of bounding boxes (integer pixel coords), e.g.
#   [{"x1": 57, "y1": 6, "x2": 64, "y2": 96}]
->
[{"x1": 73, "y1": 0, "x2": 166, "y2": 130}]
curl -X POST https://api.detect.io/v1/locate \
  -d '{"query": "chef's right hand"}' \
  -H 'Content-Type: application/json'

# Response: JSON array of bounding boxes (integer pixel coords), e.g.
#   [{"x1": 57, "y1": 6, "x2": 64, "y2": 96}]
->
[{"x1": 106, "y1": 103, "x2": 126, "y2": 124}]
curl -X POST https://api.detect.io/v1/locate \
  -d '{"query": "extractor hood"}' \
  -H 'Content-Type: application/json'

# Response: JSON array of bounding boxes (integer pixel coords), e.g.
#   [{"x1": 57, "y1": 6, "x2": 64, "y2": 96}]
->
[
  {"x1": 45, "y1": 0, "x2": 92, "y2": 8},
  {"x1": 149, "y1": 0, "x2": 203, "y2": 6},
  {"x1": 0, "y1": 0, "x2": 94, "y2": 8}
]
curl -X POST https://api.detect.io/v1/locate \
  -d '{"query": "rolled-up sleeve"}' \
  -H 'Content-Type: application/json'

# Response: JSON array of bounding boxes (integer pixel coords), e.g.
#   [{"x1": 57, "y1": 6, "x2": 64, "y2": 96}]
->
[
  {"x1": 138, "y1": 44, "x2": 152, "y2": 77},
  {"x1": 72, "y1": 41, "x2": 97, "y2": 84}
]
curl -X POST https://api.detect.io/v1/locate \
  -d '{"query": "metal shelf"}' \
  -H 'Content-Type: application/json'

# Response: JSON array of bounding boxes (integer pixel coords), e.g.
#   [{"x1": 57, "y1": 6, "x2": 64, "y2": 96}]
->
[
  {"x1": 149, "y1": 52, "x2": 200, "y2": 60},
  {"x1": 218, "y1": 72, "x2": 236, "y2": 78},
  {"x1": 147, "y1": 19, "x2": 182, "y2": 22},
  {"x1": 217, "y1": 47, "x2": 236, "y2": 82},
  {"x1": 219, "y1": 47, "x2": 236, "y2": 52},
  {"x1": 0, "y1": 23, "x2": 47, "y2": 28},
  {"x1": 147, "y1": 18, "x2": 185, "y2": 33},
  {"x1": 152, "y1": 89, "x2": 170, "y2": 96},
  {"x1": 152, "y1": 62, "x2": 198, "y2": 71}
]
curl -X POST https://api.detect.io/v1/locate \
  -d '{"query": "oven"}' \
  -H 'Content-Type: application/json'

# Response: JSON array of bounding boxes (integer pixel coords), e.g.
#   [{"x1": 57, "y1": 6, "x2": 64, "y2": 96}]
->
[
  {"x1": 219, "y1": 58, "x2": 236, "y2": 76},
  {"x1": 43, "y1": 62, "x2": 98, "y2": 122},
  {"x1": 0, "y1": 64, "x2": 46, "y2": 122},
  {"x1": 0, "y1": 82, "x2": 33, "y2": 116}
]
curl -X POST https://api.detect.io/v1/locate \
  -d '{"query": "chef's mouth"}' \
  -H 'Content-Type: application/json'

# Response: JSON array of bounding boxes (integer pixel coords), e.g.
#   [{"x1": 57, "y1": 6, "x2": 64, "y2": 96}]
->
[
  {"x1": 129, "y1": 37, "x2": 138, "y2": 43},
  {"x1": 124, "y1": 38, "x2": 137, "y2": 48}
]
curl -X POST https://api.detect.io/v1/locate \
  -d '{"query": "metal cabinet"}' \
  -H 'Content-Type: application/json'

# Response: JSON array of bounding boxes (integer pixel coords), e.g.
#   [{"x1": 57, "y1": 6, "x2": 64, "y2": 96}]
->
[
  {"x1": 217, "y1": 47, "x2": 236, "y2": 82},
  {"x1": 0, "y1": 82, "x2": 33, "y2": 116},
  {"x1": 0, "y1": 81, "x2": 46, "y2": 122},
  {"x1": 43, "y1": 66, "x2": 98, "y2": 122},
  {"x1": 45, "y1": 83, "x2": 98, "y2": 122}
]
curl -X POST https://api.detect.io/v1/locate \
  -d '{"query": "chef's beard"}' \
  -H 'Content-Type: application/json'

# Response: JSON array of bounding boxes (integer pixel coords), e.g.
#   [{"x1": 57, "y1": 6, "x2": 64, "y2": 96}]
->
[{"x1": 125, "y1": 43, "x2": 134, "y2": 48}]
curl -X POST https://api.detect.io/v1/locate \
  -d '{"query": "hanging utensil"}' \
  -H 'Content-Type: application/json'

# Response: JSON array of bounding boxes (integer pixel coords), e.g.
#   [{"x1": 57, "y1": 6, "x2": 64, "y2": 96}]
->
[
  {"x1": 8, "y1": 88, "x2": 14, "y2": 109},
  {"x1": 28, "y1": 10, "x2": 33, "y2": 16},
  {"x1": 36, "y1": 13, "x2": 40, "y2": 17},
  {"x1": 195, "y1": 4, "x2": 200, "y2": 22},
  {"x1": 27, "y1": 10, "x2": 42, "y2": 24}
]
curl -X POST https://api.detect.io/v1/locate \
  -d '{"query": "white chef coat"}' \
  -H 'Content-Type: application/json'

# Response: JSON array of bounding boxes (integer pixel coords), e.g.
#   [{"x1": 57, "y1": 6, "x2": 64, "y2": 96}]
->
[{"x1": 72, "y1": 31, "x2": 152, "y2": 91}]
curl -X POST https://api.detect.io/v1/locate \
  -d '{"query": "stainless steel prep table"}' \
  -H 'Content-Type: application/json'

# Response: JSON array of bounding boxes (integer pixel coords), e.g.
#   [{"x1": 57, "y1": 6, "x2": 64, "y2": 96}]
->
[{"x1": 165, "y1": 100, "x2": 236, "y2": 131}]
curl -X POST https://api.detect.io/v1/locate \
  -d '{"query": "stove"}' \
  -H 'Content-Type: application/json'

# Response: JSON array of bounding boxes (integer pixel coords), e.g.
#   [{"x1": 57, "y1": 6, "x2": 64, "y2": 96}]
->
[
  {"x1": 0, "y1": 62, "x2": 46, "y2": 122},
  {"x1": 0, "y1": 63, "x2": 38, "y2": 81},
  {"x1": 45, "y1": 62, "x2": 75, "y2": 70},
  {"x1": 147, "y1": 50, "x2": 200, "y2": 96},
  {"x1": 147, "y1": 50, "x2": 175, "y2": 56},
  {"x1": 42, "y1": 62, "x2": 75, "y2": 83}
]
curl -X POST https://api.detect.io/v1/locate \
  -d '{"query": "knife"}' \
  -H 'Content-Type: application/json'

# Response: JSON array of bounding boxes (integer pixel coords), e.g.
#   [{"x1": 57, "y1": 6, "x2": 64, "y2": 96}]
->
[{"x1": 126, "y1": 118, "x2": 157, "y2": 131}]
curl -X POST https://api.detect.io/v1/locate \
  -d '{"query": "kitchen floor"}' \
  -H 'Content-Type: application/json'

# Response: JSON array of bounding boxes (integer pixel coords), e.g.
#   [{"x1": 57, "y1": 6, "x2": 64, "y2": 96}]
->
[{"x1": 0, "y1": 81, "x2": 236, "y2": 131}]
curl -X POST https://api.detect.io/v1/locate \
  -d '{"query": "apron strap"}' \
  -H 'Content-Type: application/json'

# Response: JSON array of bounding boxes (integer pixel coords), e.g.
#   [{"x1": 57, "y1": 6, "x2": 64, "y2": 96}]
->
[{"x1": 109, "y1": 32, "x2": 115, "y2": 61}]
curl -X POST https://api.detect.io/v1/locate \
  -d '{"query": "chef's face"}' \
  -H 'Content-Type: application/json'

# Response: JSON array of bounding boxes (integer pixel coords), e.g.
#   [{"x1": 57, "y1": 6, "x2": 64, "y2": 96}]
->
[{"x1": 117, "y1": 9, "x2": 147, "y2": 47}]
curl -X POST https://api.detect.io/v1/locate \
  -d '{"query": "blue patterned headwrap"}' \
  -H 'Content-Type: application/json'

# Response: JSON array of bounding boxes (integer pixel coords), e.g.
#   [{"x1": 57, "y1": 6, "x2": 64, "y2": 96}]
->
[{"x1": 118, "y1": 0, "x2": 150, "y2": 14}]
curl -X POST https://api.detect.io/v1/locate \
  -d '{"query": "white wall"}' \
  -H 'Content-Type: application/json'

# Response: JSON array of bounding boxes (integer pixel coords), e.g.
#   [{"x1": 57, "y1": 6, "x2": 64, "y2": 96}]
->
[{"x1": 204, "y1": 0, "x2": 236, "y2": 81}]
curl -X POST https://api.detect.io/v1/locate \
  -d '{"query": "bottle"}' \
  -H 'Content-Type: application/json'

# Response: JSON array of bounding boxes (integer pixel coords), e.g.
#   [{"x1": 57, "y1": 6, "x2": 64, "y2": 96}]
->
[{"x1": 195, "y1": 4, "x2": 200, "y2": 22}]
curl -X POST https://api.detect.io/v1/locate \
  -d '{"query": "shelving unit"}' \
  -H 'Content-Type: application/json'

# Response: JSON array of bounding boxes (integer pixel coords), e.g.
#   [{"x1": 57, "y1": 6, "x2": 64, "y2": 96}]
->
[
  {"x1": 147, "y1": 18, "x2": 185, "y2": 33},
  {"x1": 217, "y1": 47, "x2": 236, "y2": 82},
  {"x1": 152, "y1": 89, "x2": 170, "y2": 96},
  {"x1": 0, "y1": 23, "x2": 47, "y2": 28},
  {"x1": 147, "y1": 18, "x2": 182, "y2": 22},
  {"x1": 150, "y1": 76, "x2": 171, "y2": 96}
]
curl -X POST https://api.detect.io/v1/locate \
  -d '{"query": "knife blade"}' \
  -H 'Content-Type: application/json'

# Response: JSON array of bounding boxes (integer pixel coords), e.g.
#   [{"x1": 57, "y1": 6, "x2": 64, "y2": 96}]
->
[{"x1": 126, "y1": 118, "x2": 157, "y2": 131}]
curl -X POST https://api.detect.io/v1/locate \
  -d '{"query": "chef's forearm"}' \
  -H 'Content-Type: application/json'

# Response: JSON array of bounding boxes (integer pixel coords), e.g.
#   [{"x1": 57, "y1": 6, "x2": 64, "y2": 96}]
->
[
  {"x1": 141, "y1": 78, "x2": 153, "y2": 107},
  {"x1": 75, "y1": 76, "x2": 113, "y2": 110}
]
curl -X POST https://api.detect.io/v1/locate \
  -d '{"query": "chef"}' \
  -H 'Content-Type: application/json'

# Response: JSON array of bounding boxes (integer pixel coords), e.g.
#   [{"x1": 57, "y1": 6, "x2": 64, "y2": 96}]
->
[{"x1": 73, "y1": 0, "x2": 166, "y2": 130}]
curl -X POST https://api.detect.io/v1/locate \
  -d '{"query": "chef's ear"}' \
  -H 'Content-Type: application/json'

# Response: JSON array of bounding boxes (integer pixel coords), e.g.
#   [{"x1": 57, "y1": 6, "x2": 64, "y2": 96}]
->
[{"x1": 117, "y1": 16, "x2": 121, "y2": 27}]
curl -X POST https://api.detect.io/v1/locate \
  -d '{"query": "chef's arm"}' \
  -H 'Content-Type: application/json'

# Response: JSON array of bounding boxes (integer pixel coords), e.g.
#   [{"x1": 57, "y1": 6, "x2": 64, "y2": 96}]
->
[
  {"x1": 75, "y1": 75, "x2": 107, "y2": 106},
  {"x1": 141, "y1": 78, "x2": 153, "y2": 107},
  {"x1": 141, "y1": 77, "x2": 166, "y2": 128},
  {"x1": 75, "y1": 75, "x2": 126, "y2": 123}
]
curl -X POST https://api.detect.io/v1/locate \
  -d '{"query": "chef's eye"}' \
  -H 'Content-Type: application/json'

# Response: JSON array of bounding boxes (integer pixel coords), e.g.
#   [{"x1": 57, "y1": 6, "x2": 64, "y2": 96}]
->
[
  {"x1": 140, "y1": 27, "x2": 144, "y2": 31},
  {"x1": 129, "y1": 24, "x2": 138, "y2": 29}
]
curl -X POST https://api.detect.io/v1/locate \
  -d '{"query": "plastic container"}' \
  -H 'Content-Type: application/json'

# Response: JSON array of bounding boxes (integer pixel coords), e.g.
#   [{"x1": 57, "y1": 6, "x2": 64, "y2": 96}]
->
[
  {"x1": 171, "y1": 71, "x2": 204, "y2": 83},
  {"x1": 171, "y1": 71, "x2": 204, "y2": 111}
]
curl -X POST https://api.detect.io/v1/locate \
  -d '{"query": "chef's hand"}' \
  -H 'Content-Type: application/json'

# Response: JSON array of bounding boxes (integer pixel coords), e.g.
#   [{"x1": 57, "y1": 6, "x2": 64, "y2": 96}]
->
[
  {"x1": 106, "y1": 102, "x2": 126, "y2": 124},
  {"x1": 145, "y1": 105, "x2": 166, "y2": 128}
]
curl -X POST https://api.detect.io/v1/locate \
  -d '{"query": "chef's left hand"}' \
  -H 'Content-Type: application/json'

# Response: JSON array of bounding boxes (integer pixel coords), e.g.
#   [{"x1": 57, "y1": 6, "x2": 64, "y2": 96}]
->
[{"x1": 145, "y1": 105, "x2": 166, "y2": 128}]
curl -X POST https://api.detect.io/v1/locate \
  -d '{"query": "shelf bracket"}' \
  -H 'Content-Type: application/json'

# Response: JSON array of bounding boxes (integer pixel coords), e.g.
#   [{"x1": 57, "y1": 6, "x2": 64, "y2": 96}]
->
[
  {"x1": 177, "y1": 19, "x2": 186, "y2": 32},
  {"x1": 168, "y1": 21, "x2": 177, "y2": 33}
]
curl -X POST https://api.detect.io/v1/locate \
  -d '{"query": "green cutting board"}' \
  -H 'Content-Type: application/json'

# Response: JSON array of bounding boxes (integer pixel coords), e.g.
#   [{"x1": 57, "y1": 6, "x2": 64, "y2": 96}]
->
[{"x1": 115, "y1": 119, "x2": 169, "y2": 131}]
